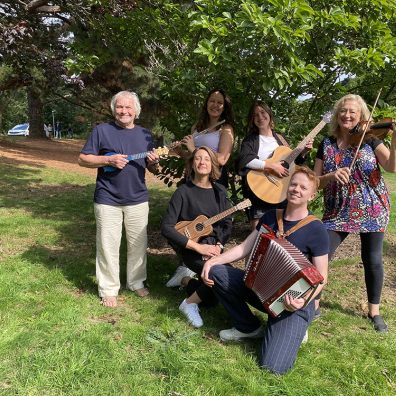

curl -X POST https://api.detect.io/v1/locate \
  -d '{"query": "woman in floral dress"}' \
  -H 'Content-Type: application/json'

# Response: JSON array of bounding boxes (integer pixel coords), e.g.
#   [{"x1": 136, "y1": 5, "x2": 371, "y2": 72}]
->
[{"x1": 314, "y1": 94, "x2": 396, "y2": 332}]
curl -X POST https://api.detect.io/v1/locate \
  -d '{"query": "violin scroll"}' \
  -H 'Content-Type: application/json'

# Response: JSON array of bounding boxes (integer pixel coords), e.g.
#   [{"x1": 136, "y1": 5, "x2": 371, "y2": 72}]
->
[{"x1": 349, "y1": 118, "x2": 395, "y2": 144}]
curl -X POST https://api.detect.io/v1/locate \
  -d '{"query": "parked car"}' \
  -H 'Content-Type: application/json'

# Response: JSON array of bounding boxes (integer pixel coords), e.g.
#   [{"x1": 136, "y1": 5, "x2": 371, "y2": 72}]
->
[{"x1": 7, "y1": 123, "x2": 30, "y2": 136}]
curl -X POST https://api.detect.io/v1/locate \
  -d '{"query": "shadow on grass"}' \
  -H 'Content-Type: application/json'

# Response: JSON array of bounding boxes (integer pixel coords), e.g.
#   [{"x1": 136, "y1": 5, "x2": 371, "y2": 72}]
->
[
  {"x1": 2, "y1": 161, "x2": 265, "y2": 359},
  {"x1": 0, "y1": 163, "x2": 179, "y2": 299},
  {"x1": 319, "y1": 300, "x2": 361, "y2": 318}
]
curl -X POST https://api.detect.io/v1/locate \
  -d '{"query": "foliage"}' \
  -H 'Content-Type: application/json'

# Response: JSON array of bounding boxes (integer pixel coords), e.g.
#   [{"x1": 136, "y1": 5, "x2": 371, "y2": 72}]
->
[
  {"x1": 0, "y1": 1, "x2": 145, "y2": 137},
  {"x1": 93, "y1": 0, "x2": 396, "y2": 135},
  {"x1": 0, "y1": 88, "x2": 28, "y2": 134},
  {"x1": 126, "y1": 0, "x2": 396, "y2": 194}
]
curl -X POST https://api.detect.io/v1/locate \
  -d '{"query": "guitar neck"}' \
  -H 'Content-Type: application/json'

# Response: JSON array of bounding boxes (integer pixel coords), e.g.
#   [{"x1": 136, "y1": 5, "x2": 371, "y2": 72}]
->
[
  {"x1": 203, "y1": 205, "x2": 242, "y2": 227},
  {"x1": 127, "y1": 152, "x2": 148, "y2": 161},
  {"x1": 285, "y1": 119, "x2": 327, "y2": 164}
]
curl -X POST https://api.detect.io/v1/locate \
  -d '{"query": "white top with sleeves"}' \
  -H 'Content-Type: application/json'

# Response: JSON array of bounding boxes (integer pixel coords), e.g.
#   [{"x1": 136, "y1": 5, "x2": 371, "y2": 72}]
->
[{"x1": 246, "y1": 135, "x2": 279, "y2": 170}]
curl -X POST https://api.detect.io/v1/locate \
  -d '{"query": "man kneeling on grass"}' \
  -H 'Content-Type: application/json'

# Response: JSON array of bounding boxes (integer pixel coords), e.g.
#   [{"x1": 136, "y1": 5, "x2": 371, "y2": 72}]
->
[{"x1": 201, "y1": 166, "x2": 329, "y2": 375}]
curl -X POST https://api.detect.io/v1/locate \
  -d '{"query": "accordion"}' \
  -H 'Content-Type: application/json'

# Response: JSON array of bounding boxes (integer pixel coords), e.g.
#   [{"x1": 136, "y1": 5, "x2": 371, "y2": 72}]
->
[{"x1": 244, "y1": 226, "x2": 324, "y2": 317}]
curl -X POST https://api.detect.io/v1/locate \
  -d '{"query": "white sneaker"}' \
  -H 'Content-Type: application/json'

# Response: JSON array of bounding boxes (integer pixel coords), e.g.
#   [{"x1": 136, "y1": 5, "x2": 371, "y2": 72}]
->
[
  {"x1": 219, "y1": 326, "x2": 265, "y2": 342},
  {"x1": 302, "y1": 330, "x2": 308, "y2": 344},
  {"x1": 166, "y1": 265, "x2": 195, "y2": 288},
  {"x1": 179, "y1": 299, "x2": 203, "y2": 328}
]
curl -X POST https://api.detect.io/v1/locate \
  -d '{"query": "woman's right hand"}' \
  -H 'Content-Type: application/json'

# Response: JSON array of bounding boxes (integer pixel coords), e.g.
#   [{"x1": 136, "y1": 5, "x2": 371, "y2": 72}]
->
[
  {"x1": 196, "y1": 243, "x2": 220, "y2": 258},
  {"x1": 334, "y1": 167, "x2": 350, "y2": 185},
  {"x1": 266, "y1": 161, "x2": 289, "y2": 177},
  {"x1": 181, "y1": 135, "x2": 195, "y2": 153}
]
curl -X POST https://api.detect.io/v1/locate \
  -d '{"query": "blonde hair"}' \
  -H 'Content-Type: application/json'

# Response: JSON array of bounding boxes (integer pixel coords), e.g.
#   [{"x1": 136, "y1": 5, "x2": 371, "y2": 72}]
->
[
  {"x1": 330, "y1": 94, "x2": 370, "y2": 137},
  {"x1": 292, "y1": 166, "x2": 319, "y2": 193},
  {"x1": 186, "y1": 146, "x2": 221, "y2": 182}
]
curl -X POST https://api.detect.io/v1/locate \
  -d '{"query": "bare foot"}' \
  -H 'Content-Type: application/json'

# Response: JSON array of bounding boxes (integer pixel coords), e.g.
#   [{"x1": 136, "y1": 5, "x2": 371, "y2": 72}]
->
[
  {"x1": 100, "y1": 296, "x2": 117, "y2": 307},
  {"x1": 134, "y1": 287, "x2": 149, "y2": 298}
]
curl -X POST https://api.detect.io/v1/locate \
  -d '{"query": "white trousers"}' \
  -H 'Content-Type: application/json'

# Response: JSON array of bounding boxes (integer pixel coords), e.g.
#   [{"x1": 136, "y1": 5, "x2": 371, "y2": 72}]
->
[{"x1": 94, "y1": 202, "x2": 149, "y2": 297}]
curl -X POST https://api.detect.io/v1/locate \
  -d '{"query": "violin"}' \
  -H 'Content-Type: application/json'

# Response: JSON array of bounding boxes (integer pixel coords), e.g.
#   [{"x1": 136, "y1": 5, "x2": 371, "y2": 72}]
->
[{"x1": 348, "y1": 118, "x2": 395, "y2": 146}]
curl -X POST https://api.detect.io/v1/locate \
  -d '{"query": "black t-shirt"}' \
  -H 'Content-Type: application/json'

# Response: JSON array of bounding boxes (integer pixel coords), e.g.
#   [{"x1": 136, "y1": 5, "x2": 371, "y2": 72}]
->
[
  {"x1": 257, "y1": 210, "x2": 329, "y2": 260},
  {"x1": 161, "y1": 180, "x2": 232, "y2": 248},
  {"x1": 81, "y1": 122, "x2": 154, "y2": 205}
]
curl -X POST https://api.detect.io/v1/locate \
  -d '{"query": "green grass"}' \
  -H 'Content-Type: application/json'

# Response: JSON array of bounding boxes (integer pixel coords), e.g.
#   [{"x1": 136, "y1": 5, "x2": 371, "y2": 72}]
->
[{"x1": 1, "y1": 163, "x2": 395, "y2": 395}]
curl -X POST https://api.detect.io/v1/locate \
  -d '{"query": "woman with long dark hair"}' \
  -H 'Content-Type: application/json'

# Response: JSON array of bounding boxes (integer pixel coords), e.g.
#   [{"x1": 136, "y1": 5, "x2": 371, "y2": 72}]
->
[{"x1": 176, "y1": 88, "x2": 235, "y2": 188}]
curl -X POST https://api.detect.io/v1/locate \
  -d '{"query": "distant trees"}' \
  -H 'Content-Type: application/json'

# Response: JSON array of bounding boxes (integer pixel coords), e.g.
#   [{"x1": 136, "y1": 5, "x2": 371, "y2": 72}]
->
[
  {"x1": 1, "y1": 1, "x2": 395, "y2": 141},
  {"x1": 0, "y1": 1, "x2": 140, "y2": 137}
]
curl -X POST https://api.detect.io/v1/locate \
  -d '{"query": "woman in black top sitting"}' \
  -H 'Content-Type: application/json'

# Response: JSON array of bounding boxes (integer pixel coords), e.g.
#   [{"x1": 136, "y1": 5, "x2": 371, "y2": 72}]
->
[{"x1": 161, "y1": 146, "x2": 232, "y2": 328}]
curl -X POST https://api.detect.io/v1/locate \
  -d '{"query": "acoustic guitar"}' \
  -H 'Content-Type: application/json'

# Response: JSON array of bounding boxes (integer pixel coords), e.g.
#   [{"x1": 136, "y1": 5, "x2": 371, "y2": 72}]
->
[
  {"x1": 246, "y1": 112, "x2": 332, "y2": 204},
  {"x1": 175, "y1": 199, "x2": 252, "y2": 242}
]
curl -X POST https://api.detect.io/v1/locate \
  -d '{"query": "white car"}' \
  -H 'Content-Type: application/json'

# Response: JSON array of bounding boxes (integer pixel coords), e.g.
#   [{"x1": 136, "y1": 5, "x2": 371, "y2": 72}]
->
[{"x1": 7, "y1": 123, "x2": 30, "y2": 136}]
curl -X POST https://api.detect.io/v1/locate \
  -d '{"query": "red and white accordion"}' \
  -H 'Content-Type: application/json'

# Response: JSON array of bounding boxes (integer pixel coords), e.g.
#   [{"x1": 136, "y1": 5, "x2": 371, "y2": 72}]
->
[{"x1": 244, "y1": 226, "x2": 324, "y2": 317}]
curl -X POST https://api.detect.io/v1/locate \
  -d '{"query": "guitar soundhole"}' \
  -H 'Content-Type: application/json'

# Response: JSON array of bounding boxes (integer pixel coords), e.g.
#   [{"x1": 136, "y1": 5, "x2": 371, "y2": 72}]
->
[
  {"x1": 281, "y1": 160, "x2": 290, "y2": 169},
  {"x1": 195, "y1": 223, "x2": 204, "y2": 232}
]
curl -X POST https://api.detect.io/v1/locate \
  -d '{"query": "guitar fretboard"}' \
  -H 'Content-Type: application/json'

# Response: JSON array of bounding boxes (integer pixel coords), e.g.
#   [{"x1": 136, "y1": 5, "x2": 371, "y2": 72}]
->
[
  {"x1": 284, "y1": 120, "x2": 327, "y2": 165},
  {"x1": 126, "y1": 152, "x2": 149, "y2": 161},
  {"x1": 203, "y1": 200, "x2": 250, "y2": 227}
]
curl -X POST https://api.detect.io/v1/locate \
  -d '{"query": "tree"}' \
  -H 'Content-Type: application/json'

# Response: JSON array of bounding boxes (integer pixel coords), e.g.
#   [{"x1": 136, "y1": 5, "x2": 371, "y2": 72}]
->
[
  {"x1": 0, "y1": 1, "x2": 141, "y2": 138},
  {"x1": 83, "y1": 0, "x2": 394, "y2": 132}
]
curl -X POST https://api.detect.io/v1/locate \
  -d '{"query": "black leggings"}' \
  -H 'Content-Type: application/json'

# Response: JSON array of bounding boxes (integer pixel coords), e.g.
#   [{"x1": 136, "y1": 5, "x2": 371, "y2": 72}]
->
[
  {"x1": 328, "y1": 230, "x2": 384, "y2": 304},
  {"x1": 179, "y1": 249, "x2": 217, "y2": 307}
]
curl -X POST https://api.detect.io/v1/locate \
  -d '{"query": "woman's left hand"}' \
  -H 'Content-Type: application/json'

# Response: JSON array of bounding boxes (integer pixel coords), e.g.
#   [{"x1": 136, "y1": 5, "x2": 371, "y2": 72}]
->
[
  {"x1": 283, "y1": 294, "x2": 306, "y2": 312},
  {"x1": 301, "y1": 139, "x2": 314, "y2": 155}
]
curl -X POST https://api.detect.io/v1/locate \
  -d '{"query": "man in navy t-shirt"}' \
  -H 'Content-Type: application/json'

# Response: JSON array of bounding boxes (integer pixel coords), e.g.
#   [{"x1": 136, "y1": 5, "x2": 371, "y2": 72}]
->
[
  {"x1": 202, "y1": 166, "x2": 329, "y2": 374},
  {"x1": 78, "y1": 91, "x2": 159, "y2": 307}
]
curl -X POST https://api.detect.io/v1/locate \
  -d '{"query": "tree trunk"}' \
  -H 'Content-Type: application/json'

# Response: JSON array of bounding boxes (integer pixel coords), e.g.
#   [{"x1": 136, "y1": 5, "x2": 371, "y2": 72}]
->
[{"x1": 27, "y1": 86, "x2": 45, "y2": 138}]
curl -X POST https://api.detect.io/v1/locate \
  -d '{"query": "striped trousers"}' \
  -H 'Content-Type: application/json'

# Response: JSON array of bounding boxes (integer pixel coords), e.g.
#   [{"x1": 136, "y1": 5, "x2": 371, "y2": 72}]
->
[{"x1": 210, "y1": 264, "x2": 315, "y2": 374}]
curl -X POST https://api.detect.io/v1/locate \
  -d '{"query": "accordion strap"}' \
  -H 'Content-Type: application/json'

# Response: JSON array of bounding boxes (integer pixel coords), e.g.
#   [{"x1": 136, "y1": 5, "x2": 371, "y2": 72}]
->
[{"x1": 276, "y1": 209, "x2": 319, "y2": 238}]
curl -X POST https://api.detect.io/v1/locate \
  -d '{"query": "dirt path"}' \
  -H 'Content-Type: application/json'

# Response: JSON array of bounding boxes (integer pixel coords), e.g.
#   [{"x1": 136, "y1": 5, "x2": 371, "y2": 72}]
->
[{"x1": 0, "y1": 137, "x2": 160, "y2": 184}]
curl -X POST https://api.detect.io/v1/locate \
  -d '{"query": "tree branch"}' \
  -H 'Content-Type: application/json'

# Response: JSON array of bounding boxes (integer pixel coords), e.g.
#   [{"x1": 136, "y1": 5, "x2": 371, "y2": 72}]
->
[
  {"x1": 36, "y1": 6, "x2": 61, "y2": 13},
  {"x1": 26, "y1": 0, "x2": 48, "y2": 12}
]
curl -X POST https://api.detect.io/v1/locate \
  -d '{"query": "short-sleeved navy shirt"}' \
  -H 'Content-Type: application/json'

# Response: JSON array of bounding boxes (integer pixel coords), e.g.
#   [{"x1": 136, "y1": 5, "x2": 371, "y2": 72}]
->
[
  {"x1": 257, "y1": 210, "x2": 329, "y2": 261},
  {"x1": 81, "y1": 122, "x2": 154, "y2": 205}
]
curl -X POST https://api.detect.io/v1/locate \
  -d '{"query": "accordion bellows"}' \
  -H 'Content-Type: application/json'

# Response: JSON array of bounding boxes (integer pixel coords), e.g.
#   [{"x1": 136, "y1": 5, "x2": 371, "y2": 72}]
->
[{"x1": 244, "y1": 229, "x2": 324, "y2": 317}]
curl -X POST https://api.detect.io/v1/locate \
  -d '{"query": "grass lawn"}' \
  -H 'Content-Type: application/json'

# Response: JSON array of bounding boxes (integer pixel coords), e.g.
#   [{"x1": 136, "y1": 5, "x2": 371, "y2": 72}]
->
[{"x1": 0, "y1": 162, "x2": 395, "y2": 395}]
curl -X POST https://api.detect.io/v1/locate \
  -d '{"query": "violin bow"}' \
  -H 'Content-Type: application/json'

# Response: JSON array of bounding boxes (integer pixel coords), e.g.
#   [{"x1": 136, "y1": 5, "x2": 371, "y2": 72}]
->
[{"x1": 350, "y1": 88, "x2": 382, "y2": 169}]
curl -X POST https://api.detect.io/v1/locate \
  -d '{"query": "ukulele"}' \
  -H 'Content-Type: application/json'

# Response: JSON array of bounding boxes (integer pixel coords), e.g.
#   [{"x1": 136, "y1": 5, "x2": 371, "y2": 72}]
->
[
  {"x1": 175, "y1": 199, "x2": 252, "y2": 242},
  {"x1": 246, "y1": 112, "x2": 332, "y2": 204},
  {"x1": 102, "y1": 146, "x2": 172, "y2": 173}
]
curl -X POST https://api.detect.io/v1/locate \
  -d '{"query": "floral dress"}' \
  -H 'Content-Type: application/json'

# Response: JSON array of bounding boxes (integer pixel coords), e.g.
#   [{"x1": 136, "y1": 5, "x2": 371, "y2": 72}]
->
[{"x1": 317, "y1": 136, "x2": 390, "y2": 233}]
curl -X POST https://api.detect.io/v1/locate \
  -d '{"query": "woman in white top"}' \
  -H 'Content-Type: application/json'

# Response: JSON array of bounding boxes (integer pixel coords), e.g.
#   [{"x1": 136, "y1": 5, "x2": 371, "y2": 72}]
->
[{"x1": 237, "y1": 101, "x2": 311, "y2": 230}]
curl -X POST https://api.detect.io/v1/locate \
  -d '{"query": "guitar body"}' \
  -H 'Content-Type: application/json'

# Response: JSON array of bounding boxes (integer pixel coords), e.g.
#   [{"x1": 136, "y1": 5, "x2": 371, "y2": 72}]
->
[
  {"x1": 246, "y1": 146, "x2": 295, "y2": 204},
  {"x1": 175, "y1": 215, "x2": 213, "y2": 242},
  {"x1": 246, "y1": 111, "x2": 333, "y2": 205}
]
